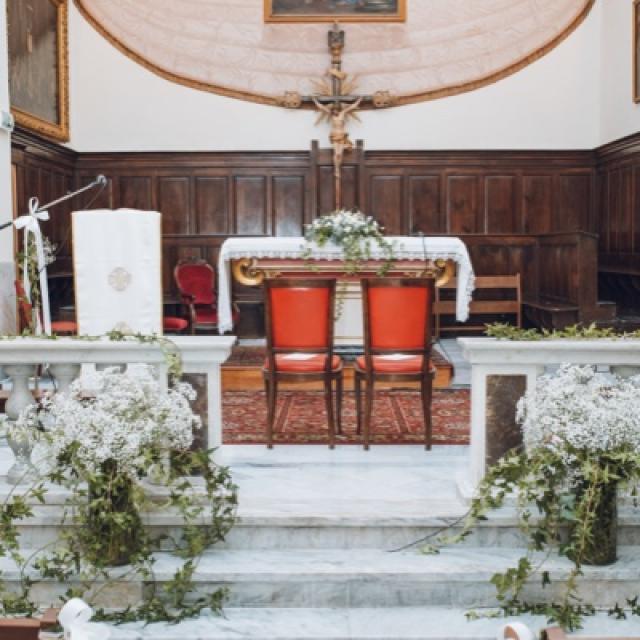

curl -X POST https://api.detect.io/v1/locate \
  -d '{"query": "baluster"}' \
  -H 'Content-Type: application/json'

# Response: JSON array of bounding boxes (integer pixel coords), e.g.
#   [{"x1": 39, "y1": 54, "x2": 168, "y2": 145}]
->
[
  {"x1": 48, "y1": 363, "x2": 81, "y2": 393},
  {"x1": 3, "y1": 364, "x2": 38, "y2": 484}
]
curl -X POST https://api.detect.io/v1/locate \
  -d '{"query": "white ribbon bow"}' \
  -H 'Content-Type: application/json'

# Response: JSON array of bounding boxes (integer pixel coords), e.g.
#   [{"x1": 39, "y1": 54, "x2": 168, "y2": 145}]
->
[
  {"x1": 13, "y1": 197, "x2": 51, "y2": 335},
  {"x1": 58, "y1": 598, "x2": 111, "y2": 640}
]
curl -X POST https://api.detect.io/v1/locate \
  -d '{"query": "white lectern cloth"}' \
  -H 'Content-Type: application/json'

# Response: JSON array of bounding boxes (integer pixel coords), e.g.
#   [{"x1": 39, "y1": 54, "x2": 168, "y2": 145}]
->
[
  {"x1": 73, "y1": 209, "x2": 162, "y2": 335},
  {"x1": 217, "y1": 236, "x2": 475, "y2": 334}
]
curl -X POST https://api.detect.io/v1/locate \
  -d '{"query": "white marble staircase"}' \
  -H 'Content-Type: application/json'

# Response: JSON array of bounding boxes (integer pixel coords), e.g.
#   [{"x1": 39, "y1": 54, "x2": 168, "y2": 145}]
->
[{"x1": 2, "y1": 445, "x2": 640, "y2": 639}]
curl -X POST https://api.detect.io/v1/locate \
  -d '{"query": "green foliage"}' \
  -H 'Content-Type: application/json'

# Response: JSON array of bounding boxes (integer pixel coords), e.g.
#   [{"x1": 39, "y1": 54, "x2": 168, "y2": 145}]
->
[
  {"x1": 485, "y1": 322, "x2": 640, "y2": 341},
  {"x1": 0, "y1": 445, "x2": 237, "y2": 624},
  {"x1": 423, "y1": 446, "x2": 640, "y2": 631}
]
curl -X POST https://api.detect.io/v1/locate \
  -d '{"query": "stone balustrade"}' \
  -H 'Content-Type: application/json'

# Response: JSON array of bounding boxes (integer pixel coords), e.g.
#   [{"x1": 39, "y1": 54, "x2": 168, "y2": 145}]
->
[
  {"x1": 458, "y1": 337, "x2": 640, "y2": 499},
  {"x1": 0, "y1": 336, "x2": 236, "y2": 480}
]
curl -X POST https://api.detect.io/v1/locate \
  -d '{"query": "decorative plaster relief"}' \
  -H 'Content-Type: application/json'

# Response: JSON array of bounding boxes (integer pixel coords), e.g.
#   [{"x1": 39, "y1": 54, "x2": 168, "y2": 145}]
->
[{"x1": 74, "y1": 0, "x2": 593, "y2": 106}]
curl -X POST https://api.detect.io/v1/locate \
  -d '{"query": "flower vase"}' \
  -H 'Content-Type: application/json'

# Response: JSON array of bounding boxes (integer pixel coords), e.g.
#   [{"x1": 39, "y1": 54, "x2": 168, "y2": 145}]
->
[
  {"x1": 571, "y1": 481, "x2": 617, "y2": 566},
  {"x1": 87, "y1": 463, "x2": 142, "y2": 566}
]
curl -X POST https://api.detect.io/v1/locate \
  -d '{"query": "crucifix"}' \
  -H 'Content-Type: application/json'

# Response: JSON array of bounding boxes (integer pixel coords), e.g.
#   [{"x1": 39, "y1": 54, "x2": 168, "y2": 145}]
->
[{"x1": 279, "y1": 23, "x2": 395, "y2": 210}]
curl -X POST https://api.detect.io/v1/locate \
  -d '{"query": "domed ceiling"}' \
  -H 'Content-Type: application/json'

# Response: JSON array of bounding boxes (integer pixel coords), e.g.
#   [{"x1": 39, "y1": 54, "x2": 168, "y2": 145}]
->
[{"x1": 74, "y1": 0, "x2": 594, "y2": 107}]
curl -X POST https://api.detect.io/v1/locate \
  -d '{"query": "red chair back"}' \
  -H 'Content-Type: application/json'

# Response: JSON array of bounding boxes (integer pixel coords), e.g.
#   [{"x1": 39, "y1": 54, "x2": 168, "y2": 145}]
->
[
  {"x1": 174, "y1": 261, "x2": 215, "y2": 305},
  {"x1": 363, "y1": 278, "x2": 434, "y2": 352},
  {"x1": 14, "y1": 280, "x2": 34, "y2": 330},
  {"x1": 265, "y1": 279, "x2": 335, "y2": 350}
]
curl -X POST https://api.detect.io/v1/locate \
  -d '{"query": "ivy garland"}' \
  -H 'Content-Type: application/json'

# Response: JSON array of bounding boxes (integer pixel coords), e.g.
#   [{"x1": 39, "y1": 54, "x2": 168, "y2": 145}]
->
[
  {"x1": 485, "y1": 322, "x2": 640, "y2": 341},
  {"x1": 0, "y1": 330, "x2": 238, "y2": 624}
]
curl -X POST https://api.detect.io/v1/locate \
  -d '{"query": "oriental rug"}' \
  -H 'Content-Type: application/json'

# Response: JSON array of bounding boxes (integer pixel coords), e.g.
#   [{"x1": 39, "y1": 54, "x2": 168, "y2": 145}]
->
[{"x1": 222, "y1": 388, "x2": 469, "y2": 445}]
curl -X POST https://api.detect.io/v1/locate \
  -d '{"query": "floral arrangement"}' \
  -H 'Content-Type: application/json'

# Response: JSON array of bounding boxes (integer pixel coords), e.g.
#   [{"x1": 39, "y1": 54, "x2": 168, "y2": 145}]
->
[
  {"x1": 518, "y1": 364, "x2": 640, "y2": 457},
  {"x1": 20, "y1": 367, "x2": 199, "y2": 477},
  {"x1": 0, "y1": 367, "x2": 238, "y2": 624},
  {"x1": 304, "y1": 209, "x2": 395, "y2": 275},
  {"x1": 429, "y1": 364, "x2": 640, "y2": 630}
]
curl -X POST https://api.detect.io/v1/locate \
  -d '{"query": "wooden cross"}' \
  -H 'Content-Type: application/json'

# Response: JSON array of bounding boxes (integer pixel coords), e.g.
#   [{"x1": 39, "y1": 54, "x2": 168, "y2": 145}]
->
[{"x1": 279, "y1": 23, "x2": 395, "y2": 210}]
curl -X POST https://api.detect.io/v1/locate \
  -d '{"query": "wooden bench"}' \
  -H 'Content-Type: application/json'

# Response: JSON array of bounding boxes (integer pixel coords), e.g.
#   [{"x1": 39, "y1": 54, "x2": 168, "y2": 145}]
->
[{"x1": 435, "y1": 274, "x2": 521, "y2": 336}]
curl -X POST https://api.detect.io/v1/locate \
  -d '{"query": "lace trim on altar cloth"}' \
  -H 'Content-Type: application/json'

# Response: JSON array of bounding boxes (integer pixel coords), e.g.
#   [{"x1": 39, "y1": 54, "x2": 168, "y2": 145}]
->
[{"x1": 217, "y1": 239, "x2": 476, "y2": 332}]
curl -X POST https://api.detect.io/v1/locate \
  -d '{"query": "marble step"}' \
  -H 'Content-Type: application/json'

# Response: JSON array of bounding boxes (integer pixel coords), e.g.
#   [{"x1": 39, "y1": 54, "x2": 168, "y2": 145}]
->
[
  {"x1": 101, "y1": 607, "x2": 640, "y2": 640},
  {"x1": 11, "y1": 505, "x2": 640, "y2": 550},
  {"x1": 4, "y1": 546, "x2": 640, "y2": 610}
]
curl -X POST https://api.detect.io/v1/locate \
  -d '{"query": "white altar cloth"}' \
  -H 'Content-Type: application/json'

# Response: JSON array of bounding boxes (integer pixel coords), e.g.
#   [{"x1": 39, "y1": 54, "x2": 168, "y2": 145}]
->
[{"x1": 217, "y1": 236, "x2": 475, "y2": 334}]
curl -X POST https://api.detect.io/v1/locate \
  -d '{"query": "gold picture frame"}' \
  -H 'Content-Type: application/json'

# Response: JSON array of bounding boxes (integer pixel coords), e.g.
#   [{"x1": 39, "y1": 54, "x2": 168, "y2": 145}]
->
[
  {"x1": 7, "y1": 0, "x2": 69, "y2": 142},
  {"x1": 265, "y1": 0, "x2": 406, "y2": 23},
  {"x1": 635, "y1": 0, "x2": 640, "y2": 103}
]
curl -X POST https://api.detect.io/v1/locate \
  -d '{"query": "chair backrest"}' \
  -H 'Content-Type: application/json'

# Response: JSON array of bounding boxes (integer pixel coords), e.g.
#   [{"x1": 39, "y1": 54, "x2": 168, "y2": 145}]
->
[
  {"x1": 174, "y1": 260, "x2": 215, "y2": 305},
  {"x1": 14, "y1": 280, "x2": 34, "y2": 330},
  {"x1": 362, "y1": 278, "x2": 434, "y2": 353},
  {"x1": 264, "y1": 279, "x2": 336, "y2": 351}
]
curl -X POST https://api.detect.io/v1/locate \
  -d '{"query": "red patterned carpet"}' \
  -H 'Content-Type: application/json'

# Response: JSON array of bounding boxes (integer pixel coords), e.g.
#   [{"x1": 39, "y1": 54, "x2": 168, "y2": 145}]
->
[{"x1": 222, "y1": 389, "x2": 470, "y2": 445}]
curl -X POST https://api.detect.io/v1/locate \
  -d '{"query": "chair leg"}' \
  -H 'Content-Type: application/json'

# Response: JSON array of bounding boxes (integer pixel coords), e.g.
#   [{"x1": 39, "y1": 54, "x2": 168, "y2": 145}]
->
[
  {"x1": 324, "y1": 376, "x2": 336, "y2": 449},
  {"x1": 354, "y1": 372, "x2": 363, "y2": 436},
  {"x1": 421, "y1": 372, "x2": 434, "y2": 451},
  {"x1": 334, "y1": 374, "x2": 343, "y2": 435},
  {"x1": 265, "y1": 374, "x2": 278, "y2": 449},
  {"x1": 363, "y1": 376, "x2": 374, "y2": 451}
]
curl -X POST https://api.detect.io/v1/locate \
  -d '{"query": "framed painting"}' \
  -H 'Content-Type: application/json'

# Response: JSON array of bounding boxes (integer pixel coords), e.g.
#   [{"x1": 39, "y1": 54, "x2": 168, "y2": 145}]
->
[
  {"x1": 635, "y1": 0, "x2": 640, "y2": 103},
  {"x1": 7, "y1": 0, "x2": 69, "y2": 141},
  {"x1": 265, "y1": 0, "x2": 406, "y2": 23}
]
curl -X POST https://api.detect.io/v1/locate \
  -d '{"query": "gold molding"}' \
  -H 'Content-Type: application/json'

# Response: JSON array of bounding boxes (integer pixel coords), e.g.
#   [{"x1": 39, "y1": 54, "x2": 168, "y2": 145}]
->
[
  {"x1": 10, "y1": 0, "x2": 70, "y2": 142},
  {"x1": 73, "y1": 0, "x2": 593, "y2": 110},
  {"x1": 264, "y1": 0, "x2": 406, "y2": 23}
]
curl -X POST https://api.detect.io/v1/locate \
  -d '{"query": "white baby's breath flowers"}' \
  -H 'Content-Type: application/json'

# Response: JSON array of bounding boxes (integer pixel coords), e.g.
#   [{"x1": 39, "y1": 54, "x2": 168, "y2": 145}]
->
[
  {"x1": 517, "y1": 364, "x2": 640, "y2": 458},
  {"x1": 304, "y1": 209, "x2": 384, "y2": 245},
  {"x1": 18, "y1": 366, "x2": 200, "y2": 478}
]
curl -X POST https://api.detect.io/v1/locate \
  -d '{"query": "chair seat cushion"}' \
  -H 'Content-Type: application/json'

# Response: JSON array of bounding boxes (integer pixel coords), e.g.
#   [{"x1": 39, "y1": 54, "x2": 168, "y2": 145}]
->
[
  {"x1": 51, "y1": 320, "x2": 77, "y2": 334},
  {"x1": 263, "y1": 354, "x2": 342, "y2": 373},
  {"x1": 163, "y1": 316, "x2": 189, "y2": 331},
  {"x1": 355, "y1": 354, "x2": 432, "y2": 374},
  {"x1": 194, "y1": 308, "x2": 219, "y2": 324}
]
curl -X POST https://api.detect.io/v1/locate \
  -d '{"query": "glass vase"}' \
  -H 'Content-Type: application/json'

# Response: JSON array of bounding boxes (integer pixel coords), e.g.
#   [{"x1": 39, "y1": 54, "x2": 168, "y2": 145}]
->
[
  {"x1": 87, "y1": 462, "x2": 143, "y2": 566},
  {"x1": 571, "y1": 481, "x2": 617, "y2": 566}
]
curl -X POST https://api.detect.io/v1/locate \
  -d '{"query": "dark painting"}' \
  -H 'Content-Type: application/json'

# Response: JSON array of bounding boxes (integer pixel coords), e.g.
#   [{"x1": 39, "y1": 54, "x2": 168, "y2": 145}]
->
[
  {"x1": 7, "y1": 0, "x2": 69, "y2": 141},
  {"x1": 265, "y1": 0, "x2": 405, "y2": 22}
]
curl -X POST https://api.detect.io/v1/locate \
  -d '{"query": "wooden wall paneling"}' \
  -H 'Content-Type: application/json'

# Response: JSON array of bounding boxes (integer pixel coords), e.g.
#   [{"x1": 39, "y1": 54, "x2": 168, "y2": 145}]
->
[
  {"x1": 194, "y1": 176, "x2": 229, "y2": 235},
  {"x1": 119, "y1": 176, "x2": 152, "y2": 210},
  {"x1": 272, "y1": 174, "x2": 305, "y2": 236},
  {"x1": 554, "y1": 172, "x2": 592, "y2": 233},
  {"x1": 446, "y1": 174, "x2": 483, "y2": 234},
  {"x1": 633, "y1": 165, "x2": 640, "y2": 255},
  {"x1": 368, "y1": 172, "x2": 404, "y2": 234},
  {"x1": 158, "y1": 176, "x2": 191, "y2": 235},
  {"x1": 485, "y1": 175, "x2": 519, "y2": 233},
  {"x1": 233, "y1": 175, "x2": 267, "y2": 235},
  {"x1": 522, "y1": 175, "x2": 553, "y2": 234},
  {"x1": 596, "y1": 170, "x2": 609, "y2": 254},
  {"x1": 608, "y1": 168, "x2": 622, "y2": 255},
  {"x1": 407, "y1": 174, "x2": 444, "y2": 234}
]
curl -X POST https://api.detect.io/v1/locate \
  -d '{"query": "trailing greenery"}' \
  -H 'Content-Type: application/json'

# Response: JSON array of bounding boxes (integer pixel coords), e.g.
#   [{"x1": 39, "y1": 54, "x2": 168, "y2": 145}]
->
[
  {"x1": 485, "y1": 322, "x2": 640, "y2": 341},
  {"x1": 420, "y1": 365, "x2": 640, "y2": 631},
  {"x1": 302, "y1": 209, "x2": 396, "y2": 276},
  {"x1": 0, "y1": 367, "x2": 237, "y2": 624}
]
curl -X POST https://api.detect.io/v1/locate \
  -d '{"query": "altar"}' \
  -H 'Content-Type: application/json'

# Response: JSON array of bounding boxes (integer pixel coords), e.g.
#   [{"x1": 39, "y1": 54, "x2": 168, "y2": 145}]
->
[{"x1": 217, "y1": 237, "x2": 475, "y2": 344}]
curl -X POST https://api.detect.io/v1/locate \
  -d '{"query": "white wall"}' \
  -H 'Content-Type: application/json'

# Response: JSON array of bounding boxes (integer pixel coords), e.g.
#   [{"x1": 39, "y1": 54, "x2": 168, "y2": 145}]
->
[
  {"x1": 69, "y1": 1, "x2": 603, "y2": 152},
  {"x1": 600, "y1": 0, "x2": 640, "y2": 144},
  {"x1": 0, "y1": 0, "x2": 16, "y2": 334}
]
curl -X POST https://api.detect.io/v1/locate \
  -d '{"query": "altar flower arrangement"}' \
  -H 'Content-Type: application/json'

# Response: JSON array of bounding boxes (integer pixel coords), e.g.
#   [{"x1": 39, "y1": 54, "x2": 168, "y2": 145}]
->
[
  {"x1": 304, "y1": 209, "x2": 395, "y2": 275},
  {"x1": 436, "y1": 364, "x2": 640, "y2": 631},
  {"x1": 4, "y1": 366, "x2": 238, "y2": 623}
]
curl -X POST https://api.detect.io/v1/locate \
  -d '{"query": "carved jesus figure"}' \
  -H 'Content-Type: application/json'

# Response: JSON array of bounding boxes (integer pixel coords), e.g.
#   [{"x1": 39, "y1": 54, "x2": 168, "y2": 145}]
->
[{"x1": 312, "y1": 96, "x2": 363, "y2": 180}]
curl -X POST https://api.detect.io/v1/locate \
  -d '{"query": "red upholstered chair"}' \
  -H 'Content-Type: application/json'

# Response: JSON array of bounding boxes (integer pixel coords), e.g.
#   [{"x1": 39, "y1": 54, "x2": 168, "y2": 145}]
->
[
  {"x1": 355, "y1": 278, "x2": 436, "y2": 450},
  {"x1": 174, "y1": 259, "x2": 238, "y2": 334},
  {"x1": 163, "y1": 316, "x2": 189, "y2": 334},
  {"x1": 15, "y1": 280, "x2": 77, "y2": 335},
  {"x1": 263, "y1": 278, "x2": 343, "y2": 449}
]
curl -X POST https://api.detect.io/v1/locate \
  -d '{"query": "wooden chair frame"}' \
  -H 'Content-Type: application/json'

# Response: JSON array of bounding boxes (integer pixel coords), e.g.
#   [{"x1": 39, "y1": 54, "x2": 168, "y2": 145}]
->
[
  {"x1": 263, "y1": 278, "x2": 343, "y2": 449},
  {"x1": 355, "y1": 277, "x2": 436, "y2": 450}
]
